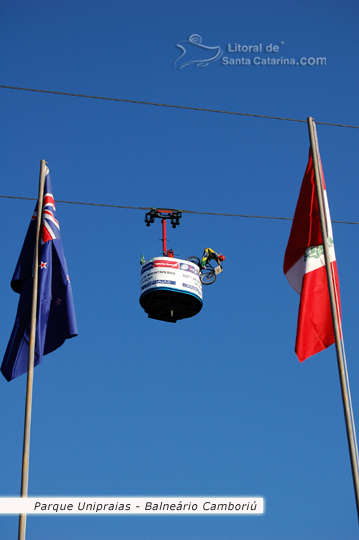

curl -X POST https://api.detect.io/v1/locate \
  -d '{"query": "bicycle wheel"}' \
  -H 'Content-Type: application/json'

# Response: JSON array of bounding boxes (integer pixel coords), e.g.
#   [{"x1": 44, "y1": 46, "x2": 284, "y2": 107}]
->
[
  {"x1": 201, "y1": 270, "x2": 216, "y2": 285},
  {"x1": 186, "y1": 256, "x2": 200, "y2": 266}
]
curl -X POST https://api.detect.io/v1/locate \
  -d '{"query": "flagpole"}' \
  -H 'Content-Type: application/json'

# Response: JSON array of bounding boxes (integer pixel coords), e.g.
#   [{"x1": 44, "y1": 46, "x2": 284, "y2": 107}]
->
[
  {"x1": 18, "y1": 160, "x2": 47, "y2": 540},
  {"x1": 307, "y1": 117, "x2": 359, "y2": 521}
]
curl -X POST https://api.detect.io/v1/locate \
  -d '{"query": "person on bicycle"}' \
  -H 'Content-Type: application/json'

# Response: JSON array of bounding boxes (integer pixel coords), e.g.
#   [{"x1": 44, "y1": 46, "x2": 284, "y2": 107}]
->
[{"x1": 201, "y1": 248, "x2": 225, "y2": 269}]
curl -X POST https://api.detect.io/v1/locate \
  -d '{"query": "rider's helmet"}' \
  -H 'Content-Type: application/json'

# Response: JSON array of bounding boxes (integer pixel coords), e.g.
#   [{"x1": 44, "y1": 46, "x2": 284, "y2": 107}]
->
[{"x1": 218, "y1": 254, "x2": 225, "y2": 262}]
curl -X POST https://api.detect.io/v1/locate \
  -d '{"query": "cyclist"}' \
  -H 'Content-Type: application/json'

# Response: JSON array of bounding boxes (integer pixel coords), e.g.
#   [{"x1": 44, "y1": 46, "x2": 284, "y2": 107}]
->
[{"x1": 201, "y1": 248, "x2": 225, "y2": 269}]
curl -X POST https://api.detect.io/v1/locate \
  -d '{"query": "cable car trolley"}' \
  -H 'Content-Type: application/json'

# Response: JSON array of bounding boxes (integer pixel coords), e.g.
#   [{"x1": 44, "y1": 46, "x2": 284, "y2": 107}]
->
[{"x1": 139, "y1": 209, "x2": 203, "y2": 323}]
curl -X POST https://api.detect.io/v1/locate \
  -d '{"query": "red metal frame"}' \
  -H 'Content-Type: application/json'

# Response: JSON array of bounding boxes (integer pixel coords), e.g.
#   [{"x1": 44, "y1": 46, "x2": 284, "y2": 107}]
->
[{"x1": 161, "y1": 218, "x2": 167, "y2": 254}]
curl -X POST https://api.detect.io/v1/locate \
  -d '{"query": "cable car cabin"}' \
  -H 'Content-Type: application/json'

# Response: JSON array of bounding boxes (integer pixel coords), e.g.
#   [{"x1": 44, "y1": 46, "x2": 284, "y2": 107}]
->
[{"x1": 140, "y1": 257, "x2": 203, "y2": 322}]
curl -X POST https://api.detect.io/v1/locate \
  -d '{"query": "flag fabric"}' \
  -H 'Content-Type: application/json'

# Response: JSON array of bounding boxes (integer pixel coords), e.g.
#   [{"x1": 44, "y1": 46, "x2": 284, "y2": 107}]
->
[
  {"x1": 283, "y1": 150, "x2": 340, "y2": 362},
  {"x1": 1, "y1": 168, "x2": 77, "y2": 381}
]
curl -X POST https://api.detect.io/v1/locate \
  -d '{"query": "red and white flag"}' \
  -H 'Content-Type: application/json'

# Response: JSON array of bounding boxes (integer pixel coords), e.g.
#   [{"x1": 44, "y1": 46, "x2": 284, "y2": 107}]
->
[{"x1": 283, "y1": 150, "x2": 341, "y2": 362}]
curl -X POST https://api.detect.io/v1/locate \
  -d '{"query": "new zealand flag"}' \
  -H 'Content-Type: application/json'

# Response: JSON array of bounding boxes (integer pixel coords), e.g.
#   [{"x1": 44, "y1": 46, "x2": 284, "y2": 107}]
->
[{"x1": 1, "y1": 168, "x2": 77, "y2": 381}]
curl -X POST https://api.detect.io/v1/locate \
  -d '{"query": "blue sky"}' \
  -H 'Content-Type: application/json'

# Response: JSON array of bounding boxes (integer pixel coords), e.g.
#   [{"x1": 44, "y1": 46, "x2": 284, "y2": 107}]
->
[{"x1": 0, "y1": 1, "x2": 358, "y2": 538}]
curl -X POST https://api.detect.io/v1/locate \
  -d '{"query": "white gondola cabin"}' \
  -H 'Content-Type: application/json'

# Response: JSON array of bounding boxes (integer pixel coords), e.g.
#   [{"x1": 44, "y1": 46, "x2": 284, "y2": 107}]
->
[{"x1": 139, "y1": 256, "x2": 203, "y2": 322}]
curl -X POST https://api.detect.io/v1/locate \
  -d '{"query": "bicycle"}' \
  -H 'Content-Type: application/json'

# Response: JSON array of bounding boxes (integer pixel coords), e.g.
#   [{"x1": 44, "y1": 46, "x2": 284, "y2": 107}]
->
[{"x1": 186, "y1": 256, "x2": 223, "y2": 285}]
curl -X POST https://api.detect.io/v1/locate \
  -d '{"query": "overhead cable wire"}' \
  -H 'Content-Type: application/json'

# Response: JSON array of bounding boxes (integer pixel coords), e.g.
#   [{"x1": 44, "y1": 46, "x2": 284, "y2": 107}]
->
[
  {"x1": 0, "y1": 194, "x2": 357, "y2": 225},
  {"x1": 0, "y1": 85, "x2": 358, "y2": 129}
]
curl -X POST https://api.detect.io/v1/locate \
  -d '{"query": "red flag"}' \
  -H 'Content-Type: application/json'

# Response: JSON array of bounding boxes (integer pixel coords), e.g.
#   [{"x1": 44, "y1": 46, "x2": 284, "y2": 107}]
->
[{"x1": 283, "y1": 151, "x2": 341, "y2": 362}]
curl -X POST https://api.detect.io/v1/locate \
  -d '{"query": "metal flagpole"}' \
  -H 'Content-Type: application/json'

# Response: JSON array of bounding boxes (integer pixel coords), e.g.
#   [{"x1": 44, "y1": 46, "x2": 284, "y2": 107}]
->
[
  {"x1": 18, "y1": 160, "x2": 47, "y2": 540},
  {"x1": 307, "y1": 117, "x2": 359, "y2": 522}
]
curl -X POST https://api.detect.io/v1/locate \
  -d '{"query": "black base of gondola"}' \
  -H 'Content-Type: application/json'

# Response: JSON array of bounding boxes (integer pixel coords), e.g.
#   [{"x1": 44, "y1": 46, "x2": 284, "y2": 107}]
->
[{"x1": 140, "y1": 288, "x2": 203, "y2": 323}]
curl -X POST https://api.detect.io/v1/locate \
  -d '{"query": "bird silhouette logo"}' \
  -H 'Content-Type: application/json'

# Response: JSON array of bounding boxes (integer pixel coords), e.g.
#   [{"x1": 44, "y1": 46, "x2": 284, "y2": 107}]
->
[{"x1": 174, "y1": 34, "x2": 223, "y2": 69}]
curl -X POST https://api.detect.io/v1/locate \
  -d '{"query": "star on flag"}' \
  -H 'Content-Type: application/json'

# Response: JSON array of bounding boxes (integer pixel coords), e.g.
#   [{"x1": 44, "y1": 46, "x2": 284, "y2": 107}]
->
[{"x1": 40, "y1": 261, "x2": 47, "y2": 269}]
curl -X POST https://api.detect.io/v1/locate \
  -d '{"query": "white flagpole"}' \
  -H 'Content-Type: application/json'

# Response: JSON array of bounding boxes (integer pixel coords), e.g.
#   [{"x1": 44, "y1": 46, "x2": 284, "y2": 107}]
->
[
  {"x1": 307, "y1": 118, "x2": 359, "y2": 522},
  {"x1": 18, "y1": 160, "x2": 47, "y2": 540}
]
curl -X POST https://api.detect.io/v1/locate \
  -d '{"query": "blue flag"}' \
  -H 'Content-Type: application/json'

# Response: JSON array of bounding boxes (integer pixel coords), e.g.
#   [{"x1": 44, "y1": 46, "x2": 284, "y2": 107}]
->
[{"x1": 1, "y1": 169, "x2": 77, "y2": 381}]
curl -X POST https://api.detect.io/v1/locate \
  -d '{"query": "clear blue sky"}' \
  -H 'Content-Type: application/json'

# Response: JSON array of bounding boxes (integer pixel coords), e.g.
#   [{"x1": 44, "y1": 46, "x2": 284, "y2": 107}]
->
[{"x1": 1, "y1": 1, "x2": 358, "y2": 538}]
